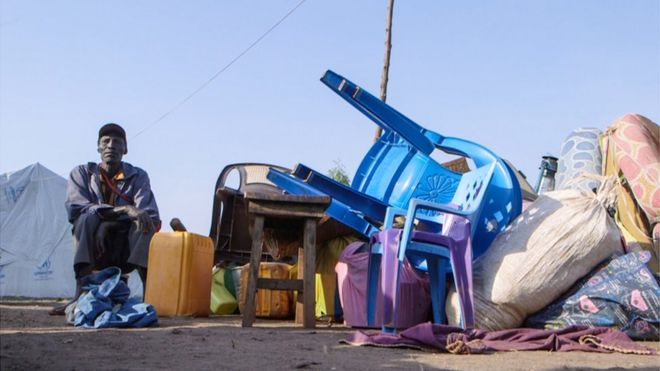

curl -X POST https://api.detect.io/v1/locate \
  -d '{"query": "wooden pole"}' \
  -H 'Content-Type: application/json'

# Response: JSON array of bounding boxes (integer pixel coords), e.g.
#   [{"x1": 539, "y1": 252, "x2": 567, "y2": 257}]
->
[{"x1": 373, "y1": 0, "x2": 395, "y2": 143}]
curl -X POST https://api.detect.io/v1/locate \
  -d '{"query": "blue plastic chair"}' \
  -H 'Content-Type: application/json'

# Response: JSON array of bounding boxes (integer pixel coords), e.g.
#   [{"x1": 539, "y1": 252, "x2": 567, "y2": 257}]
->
[
  {"x1": 367, "y1": 163, "x2": 496, "y2": 332},
  {"x1": 268, "y1": 70, "x2": 521, "y2": 258}
]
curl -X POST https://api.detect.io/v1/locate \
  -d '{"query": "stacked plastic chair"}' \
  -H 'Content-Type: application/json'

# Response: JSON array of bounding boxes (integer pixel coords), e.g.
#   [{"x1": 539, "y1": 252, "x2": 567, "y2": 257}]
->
[
  {"x1": 267, "y1": 70, "x2": 522, "y2": 331},
  {"x1": 268, "y1": 70, "x2": 522, "y2": 259},
  {"x1": 368, "y1": 163, "x2": 497, "y2": 332}
]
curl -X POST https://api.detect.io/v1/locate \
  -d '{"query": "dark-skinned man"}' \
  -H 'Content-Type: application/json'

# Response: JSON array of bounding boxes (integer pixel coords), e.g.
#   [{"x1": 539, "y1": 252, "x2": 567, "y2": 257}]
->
[{"x1": 50, "y1": 123, "x2": 160, "y2": 315}]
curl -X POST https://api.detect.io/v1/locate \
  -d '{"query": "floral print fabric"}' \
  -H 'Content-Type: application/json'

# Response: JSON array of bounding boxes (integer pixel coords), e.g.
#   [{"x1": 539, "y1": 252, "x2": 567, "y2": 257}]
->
[{"x1": 526, "y1": 251, "x2": 660, "y2": 340}]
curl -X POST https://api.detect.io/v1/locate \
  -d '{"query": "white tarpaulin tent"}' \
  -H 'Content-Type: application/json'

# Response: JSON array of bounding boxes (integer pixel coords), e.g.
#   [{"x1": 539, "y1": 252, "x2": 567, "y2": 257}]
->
[{"x1": 0, "y1": 163, "x2": 75, "y2": 297}]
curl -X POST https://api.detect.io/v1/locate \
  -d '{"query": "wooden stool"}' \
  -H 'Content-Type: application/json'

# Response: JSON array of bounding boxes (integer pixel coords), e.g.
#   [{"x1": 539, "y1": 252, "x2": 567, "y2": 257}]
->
[{"x1": 241, "y1": 192, "x2": 331, "y2": 328}]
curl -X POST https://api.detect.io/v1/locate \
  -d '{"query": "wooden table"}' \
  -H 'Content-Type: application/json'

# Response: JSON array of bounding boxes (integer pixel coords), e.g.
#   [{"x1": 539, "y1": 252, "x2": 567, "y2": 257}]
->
[{"x1": 241, "y1": 192, "x2": 331, "y2": 328}]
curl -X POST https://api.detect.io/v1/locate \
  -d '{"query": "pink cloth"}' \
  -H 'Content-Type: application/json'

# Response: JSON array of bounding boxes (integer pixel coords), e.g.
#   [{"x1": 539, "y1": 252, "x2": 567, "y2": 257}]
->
[{"x1": 605, "y1": 113, "x2": 659, "y2": 238}]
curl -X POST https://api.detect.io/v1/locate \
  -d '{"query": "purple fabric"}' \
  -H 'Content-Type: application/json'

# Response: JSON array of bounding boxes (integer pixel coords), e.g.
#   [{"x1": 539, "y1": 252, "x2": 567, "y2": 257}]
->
[
  {"x1": 335, "y1": 241, "x2": 430, "y2": 328},
  {"x1": 343, "y1": 322, "x2": 657, "y2": 355},
  {"x1": 336, "y1": 242, "x2": 382, "y2": 327}
]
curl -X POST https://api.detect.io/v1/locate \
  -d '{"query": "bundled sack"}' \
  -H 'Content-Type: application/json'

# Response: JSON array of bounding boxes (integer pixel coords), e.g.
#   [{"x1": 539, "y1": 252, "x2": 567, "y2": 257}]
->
[
  {"x1": 447, "y1": 176, "x2": 623, "y2": 330},
  {"x1": 555, "y1": 127, "x2": 603, "y2": 191},
  {"x1": 602, "y1": 113, "x2": 659, "y2": 272},
  {"x1": 525, "y1": 251, "x2": 660, "y2": 340}
]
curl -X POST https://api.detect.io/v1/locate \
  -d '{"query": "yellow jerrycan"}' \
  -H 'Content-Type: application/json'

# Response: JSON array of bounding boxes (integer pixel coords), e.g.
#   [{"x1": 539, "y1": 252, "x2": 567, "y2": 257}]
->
[{"x1": 145, "y1": 231, "x2": 214, "y2": 316}]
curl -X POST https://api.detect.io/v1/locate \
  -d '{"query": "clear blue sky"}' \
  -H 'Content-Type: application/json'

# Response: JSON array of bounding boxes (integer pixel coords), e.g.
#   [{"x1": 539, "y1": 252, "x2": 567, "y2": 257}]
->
[{"x1": 1, "y1": 1, "x2": 658, "y2": 235}]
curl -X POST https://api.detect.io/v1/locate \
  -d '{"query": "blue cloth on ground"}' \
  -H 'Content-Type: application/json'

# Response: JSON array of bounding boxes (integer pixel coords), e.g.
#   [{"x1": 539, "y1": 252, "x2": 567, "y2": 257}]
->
[
  {"x1": 74, "y1": 266, "x2": 158, "y2": 328},
  {"x1": 525, "y1": 251, "x2": 660, "y2": 340}
]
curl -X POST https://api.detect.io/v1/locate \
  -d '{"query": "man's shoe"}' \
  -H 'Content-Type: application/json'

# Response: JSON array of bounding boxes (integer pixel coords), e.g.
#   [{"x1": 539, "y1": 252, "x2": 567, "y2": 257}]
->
[{"x1": 48, "y1": 303, "x2": 69, "y2": 316}]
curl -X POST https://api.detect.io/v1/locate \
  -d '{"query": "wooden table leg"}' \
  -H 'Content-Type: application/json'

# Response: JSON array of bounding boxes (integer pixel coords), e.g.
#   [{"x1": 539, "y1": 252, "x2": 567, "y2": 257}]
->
[
  {"x1": 295, "y1": 246, "x2": 304, "y2": 325},
  {"x1": 303, "y1": 218, "x2": 316, "y2": 328},
  {"x1": 242, "y1": 215, "x2": 264, "y2": 327}
]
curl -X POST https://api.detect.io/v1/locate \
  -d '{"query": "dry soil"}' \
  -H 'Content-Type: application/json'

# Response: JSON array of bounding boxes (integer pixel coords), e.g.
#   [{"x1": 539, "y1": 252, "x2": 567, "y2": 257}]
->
[{"x1": 1, "y1": 300, "x2": 659, "y2": 370}]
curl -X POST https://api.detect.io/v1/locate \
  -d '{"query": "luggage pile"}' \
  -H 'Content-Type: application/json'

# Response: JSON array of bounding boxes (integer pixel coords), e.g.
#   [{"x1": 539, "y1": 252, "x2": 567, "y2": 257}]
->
[
  {"x1": 442, "y1": 113, "x2": 659, "y2": 339},
  {"x1": 199, "y1": 70, "x2": 658, "y2": 342}
]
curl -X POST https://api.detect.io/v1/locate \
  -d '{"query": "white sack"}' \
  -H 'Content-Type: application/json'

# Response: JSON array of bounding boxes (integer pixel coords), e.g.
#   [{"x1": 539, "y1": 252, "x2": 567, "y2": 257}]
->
[{"x1": 447, "y1": 176, "x2": 623, "y2": 330}]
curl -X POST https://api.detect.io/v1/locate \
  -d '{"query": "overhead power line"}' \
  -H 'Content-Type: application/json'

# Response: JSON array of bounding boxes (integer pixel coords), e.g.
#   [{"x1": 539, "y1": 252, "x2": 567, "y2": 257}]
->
[{"x1": 133, "y1": 0, "x2": 307, "y2": 138}]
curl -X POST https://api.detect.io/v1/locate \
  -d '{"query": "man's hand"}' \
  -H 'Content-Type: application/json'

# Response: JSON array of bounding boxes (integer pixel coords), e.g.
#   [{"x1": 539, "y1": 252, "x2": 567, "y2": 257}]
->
[
  {"x1": 94, "y1": 221, "x2": 113, "y2": 258},
  {"x1": 113, "y1": 205, "x2": 154, "y2": 233},
  {"x1": 93, "y1": 220, "x2": 128, "y2": 260}
]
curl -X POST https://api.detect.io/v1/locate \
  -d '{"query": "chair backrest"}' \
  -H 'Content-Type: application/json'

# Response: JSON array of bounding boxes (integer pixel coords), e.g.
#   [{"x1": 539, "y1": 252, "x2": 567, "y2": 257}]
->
[
  {"x1": 354, "y1": 131, "x2": 463, "y2": 210},
  {"x1": 407, "y1": 163, "x2": 495, "y2": 233},
  {"x1": 209, "y1": 163, "x2": 290, "y2": 264},
  {"x1": 451, "y1": 163, "x2": 495, "y2": 213},
  {"x1": 450, "y1": 163, "x2": 496, "y2": 238},
  {"x1": 216, "y1": 163, "x2": 289, "y2": 194},
  {"x1": 323, "y1": 70, "x2": 521, "y2": 256},
  {"x1": 324, "y1": 71, "x2": 466, "y2": 210}
]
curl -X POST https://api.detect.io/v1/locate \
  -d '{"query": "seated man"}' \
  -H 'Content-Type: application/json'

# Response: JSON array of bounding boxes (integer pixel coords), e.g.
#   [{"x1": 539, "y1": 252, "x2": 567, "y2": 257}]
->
[{"x1": 50, "y1": 123, "x2": 160, "y2": 315}]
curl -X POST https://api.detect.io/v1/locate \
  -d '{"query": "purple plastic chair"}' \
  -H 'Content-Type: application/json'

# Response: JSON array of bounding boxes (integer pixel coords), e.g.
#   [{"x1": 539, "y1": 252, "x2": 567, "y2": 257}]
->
[{"x1": 367, "y1": 162, "x2": 496, "y2": 332}]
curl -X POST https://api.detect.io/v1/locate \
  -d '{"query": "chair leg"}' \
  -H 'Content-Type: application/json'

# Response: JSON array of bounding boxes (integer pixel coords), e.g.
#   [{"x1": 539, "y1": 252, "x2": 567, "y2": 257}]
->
[
  {"x1": 366, "y1": 247, "x2": 381, "y2": 327},
  {"x1": 447, "y1": 228, "x2": 474, "y2": 329},
  {"x1": 427, "y1": 257, "x2": 447, "y2": 325},
  {"x1": 380, "y1": 231, "x2": 401, "y2": 333}
]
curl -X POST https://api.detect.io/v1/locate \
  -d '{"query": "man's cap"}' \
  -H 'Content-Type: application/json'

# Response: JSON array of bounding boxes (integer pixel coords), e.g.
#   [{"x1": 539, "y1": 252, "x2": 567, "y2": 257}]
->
[{"x1": 98, "y1": 123, "x2": 126, "y2": 142}]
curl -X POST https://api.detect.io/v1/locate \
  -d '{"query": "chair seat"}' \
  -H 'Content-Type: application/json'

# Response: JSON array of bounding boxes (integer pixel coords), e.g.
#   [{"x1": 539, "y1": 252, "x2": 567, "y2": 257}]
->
[{"x1": 410, "y1": 230, "x2": 453, "y2": 247}]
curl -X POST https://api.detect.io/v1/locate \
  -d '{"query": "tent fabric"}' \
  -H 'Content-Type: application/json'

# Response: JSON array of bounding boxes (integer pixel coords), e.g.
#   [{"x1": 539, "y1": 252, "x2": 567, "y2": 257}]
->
[{"x1": 0, "y1": 163, "x2": 75, "y2": 297}]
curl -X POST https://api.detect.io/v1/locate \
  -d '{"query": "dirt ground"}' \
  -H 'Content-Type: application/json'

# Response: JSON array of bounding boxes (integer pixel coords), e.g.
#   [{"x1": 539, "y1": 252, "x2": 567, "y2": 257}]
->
[{"x1": 1, "y1": 300, "x2": 659, "y2": 371}]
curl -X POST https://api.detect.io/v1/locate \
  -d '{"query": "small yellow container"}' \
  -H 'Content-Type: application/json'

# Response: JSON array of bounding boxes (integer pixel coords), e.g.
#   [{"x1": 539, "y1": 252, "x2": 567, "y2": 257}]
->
[
  {"x1": 238, "y1": 262, "x2": 292, "y2": 318},
  {"x1": 289, "y1": 265, "x2": 338, "y2": 318},
  {"x1": 144, "y1": 232, "x2": 214, "y2": 317},
  {"x1": 210, "y1": 267, "x2": 238, "y2": 315}
]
